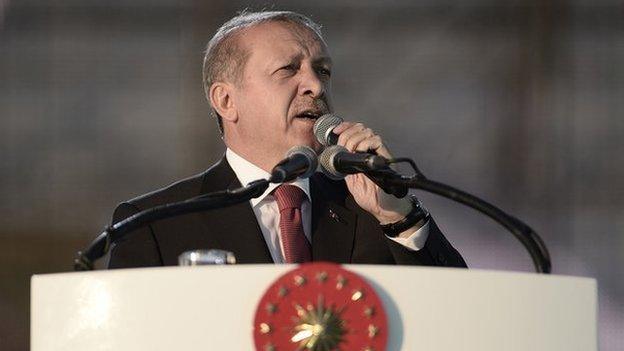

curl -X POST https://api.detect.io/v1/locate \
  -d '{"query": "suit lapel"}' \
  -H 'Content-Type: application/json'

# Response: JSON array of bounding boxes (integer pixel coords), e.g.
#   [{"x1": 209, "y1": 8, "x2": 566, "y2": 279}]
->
[
  {"x1": 198, "y1": 156, "x2": 273, "y2": 263},
  {"x1": 310, "y1": 174, "x2": 357, "y2": 263}
]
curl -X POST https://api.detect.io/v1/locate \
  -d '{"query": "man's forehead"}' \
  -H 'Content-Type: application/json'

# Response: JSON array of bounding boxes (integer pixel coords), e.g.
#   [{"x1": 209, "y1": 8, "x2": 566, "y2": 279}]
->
[{"x1": 241, "y1": 21, "x2": 329, "y2": 59}]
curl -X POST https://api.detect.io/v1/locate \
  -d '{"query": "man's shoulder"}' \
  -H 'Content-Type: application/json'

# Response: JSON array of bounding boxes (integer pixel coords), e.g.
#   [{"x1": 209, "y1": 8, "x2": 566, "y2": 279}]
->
[
  {"x1": 123, "y1": 172, "x2": 205, "y2": 210},
  {"x1": 121, "y1": 156, "x2": 233, "y2": 211}
]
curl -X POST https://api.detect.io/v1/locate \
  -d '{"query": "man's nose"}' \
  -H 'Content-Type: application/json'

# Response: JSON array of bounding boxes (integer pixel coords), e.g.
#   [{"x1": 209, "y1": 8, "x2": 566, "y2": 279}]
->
[{"x1": 298, "y1": 65, "x2": 325, "y2": 98}]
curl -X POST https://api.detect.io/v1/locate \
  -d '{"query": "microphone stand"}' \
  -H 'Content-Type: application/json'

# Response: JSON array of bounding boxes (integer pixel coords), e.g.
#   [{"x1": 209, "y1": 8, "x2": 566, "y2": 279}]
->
[
  {"x1": 73, "y1": 179, "x2": 270, "y2": 271},
  {"x1": 366, "y1": 170, "x2": 552, "y2": 274}
]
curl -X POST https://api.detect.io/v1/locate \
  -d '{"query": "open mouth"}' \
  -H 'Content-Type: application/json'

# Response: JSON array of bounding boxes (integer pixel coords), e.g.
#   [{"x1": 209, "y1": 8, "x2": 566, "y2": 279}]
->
[{"x1": 295, "y1": 110, "x2": 323, "y2": 120}]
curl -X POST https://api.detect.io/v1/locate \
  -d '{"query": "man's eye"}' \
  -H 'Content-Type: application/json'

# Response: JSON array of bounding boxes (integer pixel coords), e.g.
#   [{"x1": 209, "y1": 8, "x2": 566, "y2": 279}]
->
[
  {"x1": 317, "y1": 67, "x2": 332, "y2": 77},
  {"x1": 281, "y1": 64, "x2": 297, "y2": 71}
]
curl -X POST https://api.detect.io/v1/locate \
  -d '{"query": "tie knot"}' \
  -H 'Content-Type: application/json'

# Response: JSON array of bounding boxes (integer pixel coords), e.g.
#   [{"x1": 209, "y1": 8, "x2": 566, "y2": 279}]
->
[{"x1": 273, "y1": 185, "x2": 306, "y2": 211}]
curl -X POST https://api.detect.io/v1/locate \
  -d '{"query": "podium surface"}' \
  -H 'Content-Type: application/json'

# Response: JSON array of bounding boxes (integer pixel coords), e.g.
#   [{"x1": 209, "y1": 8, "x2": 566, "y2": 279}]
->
[{"x1": 31, "y1": 265, "x2": 596, "y2": 350}]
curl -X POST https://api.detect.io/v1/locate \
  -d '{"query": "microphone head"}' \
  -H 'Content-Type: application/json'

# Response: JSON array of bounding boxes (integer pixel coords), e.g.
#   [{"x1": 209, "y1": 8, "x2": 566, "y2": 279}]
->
[
  {"x1": 318, "y1": 145, "x2": 348, "y2": 180},
  {"x1": 286, "y1": 145, "x2": 318, "y2": 179},
  {"x1": 313, "y1": 114, "x2": 343, "y2": 146}
]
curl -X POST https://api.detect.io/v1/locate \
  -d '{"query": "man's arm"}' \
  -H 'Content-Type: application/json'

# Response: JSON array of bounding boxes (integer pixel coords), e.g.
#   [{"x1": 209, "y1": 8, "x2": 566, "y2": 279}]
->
[
  {"x1": 385, "y1": 219, "x2": 467, "y2": 267},
  {"x1": 332, "y1": 121, "x2": 467, "y2": 266},
  {"x1": 107, "y1": 202, "x2": 164, "y2": 268}
]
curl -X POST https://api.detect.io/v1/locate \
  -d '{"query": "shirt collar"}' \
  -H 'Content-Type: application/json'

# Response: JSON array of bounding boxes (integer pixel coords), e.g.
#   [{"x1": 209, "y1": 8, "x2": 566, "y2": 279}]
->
[{"x1": 225, "y1": 148, "x2": 311, "y2": 207}]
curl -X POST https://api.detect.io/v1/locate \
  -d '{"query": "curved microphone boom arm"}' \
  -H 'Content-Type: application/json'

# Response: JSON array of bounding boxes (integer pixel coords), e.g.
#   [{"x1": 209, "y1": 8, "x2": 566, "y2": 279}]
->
[
  {"x1": 366, "y1": 166, "x2": 551, "y2": 274},
  {"x1": 314, "y1": 114, "x2": 550, "y2": 273},
  {"x1": 73, "y1": 179, "x2": 270, "y2": 271}
]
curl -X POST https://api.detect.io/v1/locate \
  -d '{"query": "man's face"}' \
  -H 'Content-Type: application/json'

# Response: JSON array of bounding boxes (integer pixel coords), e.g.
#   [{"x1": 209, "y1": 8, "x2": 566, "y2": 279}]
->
[{"x1": 228, "y1": 21, "x2": 333, "y2": 165}]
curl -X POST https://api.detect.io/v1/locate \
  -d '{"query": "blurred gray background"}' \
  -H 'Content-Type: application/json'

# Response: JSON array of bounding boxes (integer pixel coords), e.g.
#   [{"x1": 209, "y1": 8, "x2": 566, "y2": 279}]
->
[{"x1": 1, "y1": 0, "x2": 622, "y2": 350}]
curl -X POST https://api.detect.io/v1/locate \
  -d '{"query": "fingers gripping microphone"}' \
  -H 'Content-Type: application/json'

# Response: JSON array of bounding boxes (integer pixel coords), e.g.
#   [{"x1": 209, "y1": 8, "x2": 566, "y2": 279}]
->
[
  {"x1": 313, "y1": 114, "x2": 343, "y2": 146},
  {"x1": 314, "y1": 114, "x2": 408, "y2": 197},
  {"x1": 270, "y1": 145, "x2": 318, "y2": 183},
  {"x1": 319, "y1": 145, "x2": 390, "y2": 179}
]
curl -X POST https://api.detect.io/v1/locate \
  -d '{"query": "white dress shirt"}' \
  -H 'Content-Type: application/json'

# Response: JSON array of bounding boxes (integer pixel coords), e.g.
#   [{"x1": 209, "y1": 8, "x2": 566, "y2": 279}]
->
[{"x1": 226, "y1": 148, "x2": 429, "y2": 263}]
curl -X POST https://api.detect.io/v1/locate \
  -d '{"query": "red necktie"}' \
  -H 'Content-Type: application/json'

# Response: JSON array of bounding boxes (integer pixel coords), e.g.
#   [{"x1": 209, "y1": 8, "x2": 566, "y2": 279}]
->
[{"x1": 273, "y1": 185, "x2": 312, "y2": 263}]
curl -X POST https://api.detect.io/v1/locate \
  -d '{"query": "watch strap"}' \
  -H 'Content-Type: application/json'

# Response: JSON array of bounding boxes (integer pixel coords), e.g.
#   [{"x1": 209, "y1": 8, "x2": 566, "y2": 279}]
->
[{"x1": 380, "y1": 196, "x2": 429, "y2": 237}]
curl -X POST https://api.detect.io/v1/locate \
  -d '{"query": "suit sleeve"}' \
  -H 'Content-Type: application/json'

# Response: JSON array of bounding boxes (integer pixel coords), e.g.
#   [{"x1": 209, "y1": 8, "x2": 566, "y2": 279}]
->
[
  {"x1": 107, "y1": 202, "x2": 164, "y2": 268},
  {"x1": 386, "y1": 219, "x2": 467, "y2": 267}
]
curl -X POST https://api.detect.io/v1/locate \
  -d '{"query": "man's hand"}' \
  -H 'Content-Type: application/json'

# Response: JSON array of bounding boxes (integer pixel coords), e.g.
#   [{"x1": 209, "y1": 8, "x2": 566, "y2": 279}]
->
[{"x1": 332, "y1": 122, "x2": 412, "y2": 225}]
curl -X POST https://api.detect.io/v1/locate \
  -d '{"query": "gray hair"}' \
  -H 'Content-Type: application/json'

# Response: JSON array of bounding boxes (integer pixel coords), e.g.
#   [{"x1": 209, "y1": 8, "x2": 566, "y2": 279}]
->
[{"x1": 202, "y1": 10, "x2": 324, "y2": 135}]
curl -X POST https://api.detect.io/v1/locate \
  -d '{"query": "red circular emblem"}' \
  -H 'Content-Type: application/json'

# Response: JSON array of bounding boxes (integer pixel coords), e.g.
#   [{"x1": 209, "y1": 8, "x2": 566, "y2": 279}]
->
[{"x1": 253, "y1": 262, "x2": 388, "y2": 351}]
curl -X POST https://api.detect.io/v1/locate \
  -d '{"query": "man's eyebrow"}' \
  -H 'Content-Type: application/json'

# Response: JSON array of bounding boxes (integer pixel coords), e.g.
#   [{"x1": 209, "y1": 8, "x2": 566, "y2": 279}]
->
[
  {"x1": 271, "y1": 54, "x2": 332, "y2": 68},
  {"x1": 285, "y1": 53, "x2": 304, "y2": 63},
  {"x1": 268, "y1": 53, "x2": 302, "y2": 72},
  {"x1": 314, "y1": 56, "x2": 333, "y2": 66}
]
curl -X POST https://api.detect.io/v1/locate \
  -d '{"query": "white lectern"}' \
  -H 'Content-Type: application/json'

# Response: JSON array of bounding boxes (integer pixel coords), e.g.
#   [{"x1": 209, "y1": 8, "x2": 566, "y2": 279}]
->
[{"x1": 31, "y1": 265, "x2": 596, "y2": 350}]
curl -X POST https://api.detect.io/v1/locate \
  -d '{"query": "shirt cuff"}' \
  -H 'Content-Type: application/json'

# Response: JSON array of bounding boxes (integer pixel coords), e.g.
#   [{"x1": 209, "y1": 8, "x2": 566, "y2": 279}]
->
[{"x1": 385, "y1": 219, "x2": 430, "y2": 251}]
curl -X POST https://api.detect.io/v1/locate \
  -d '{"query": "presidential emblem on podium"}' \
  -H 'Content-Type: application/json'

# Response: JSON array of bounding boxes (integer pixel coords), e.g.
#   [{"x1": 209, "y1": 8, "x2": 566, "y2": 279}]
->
[{"x1": 253, "y1": 262, "x2": 388, "y2": 351}]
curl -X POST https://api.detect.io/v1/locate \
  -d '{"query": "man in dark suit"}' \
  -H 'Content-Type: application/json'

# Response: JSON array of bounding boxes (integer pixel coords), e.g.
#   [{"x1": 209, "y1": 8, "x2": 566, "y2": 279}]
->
[{"x1": 108, "y1": 11, "x2": 466, "y2": 268}]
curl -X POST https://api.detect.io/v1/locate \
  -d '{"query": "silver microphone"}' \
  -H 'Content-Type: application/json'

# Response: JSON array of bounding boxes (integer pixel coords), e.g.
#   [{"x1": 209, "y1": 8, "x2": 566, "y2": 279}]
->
[
  {"x1": 313, "y1": 113, "x2": 343, "y2": 146},
  {"x1": 319, "y1": 145, "x2": 390, "y2": 180},
  {"x1": 319, "y1": 145, "x2": 347, "y2": 180},
  {"x1": 269, "y1": 145, "x2": 318, "y2": 183}
]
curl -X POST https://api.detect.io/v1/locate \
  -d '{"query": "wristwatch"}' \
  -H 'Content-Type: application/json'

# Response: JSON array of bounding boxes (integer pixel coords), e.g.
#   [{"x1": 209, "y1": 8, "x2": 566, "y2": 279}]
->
[{"x1": 380, "y1": 195, "x2": 429, "y2": 237}]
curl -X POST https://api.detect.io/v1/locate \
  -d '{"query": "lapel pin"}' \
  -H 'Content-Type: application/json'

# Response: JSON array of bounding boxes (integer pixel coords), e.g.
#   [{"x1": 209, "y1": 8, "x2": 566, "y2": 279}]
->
[{"x1": 328, "y1": 209, "x2": 342, "y2": 223}]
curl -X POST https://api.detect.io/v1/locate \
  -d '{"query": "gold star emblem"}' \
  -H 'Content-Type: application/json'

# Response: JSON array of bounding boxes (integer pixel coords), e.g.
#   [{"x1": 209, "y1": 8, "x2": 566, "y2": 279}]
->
[
  {"x1": 363, "y1": 306, "x2": 375, "y2": 318},
  {"x1": 265, "y1": 303, "x2": 277, "y2": 314},
  {"x1": 278, "y1": 286, "x2": 289, "y2": 297},
  {"x1": 315, "y1": 271, "x2": 328, "y2": 283},
  {"x1": 351, "y1": 290, "x2": 364, "y2": 301},
  {"x1": 367, "y1": 324, "x2": 379, "y2": 338},
  {"x1": 290, "y1": 295, "x2": 346, "y2": 350},
  {"x1": 336, "y1": 275, "x2": 347, "y2": 290},
  {"x1": 259, "y1": 323, "x2": 272, "y2": 334},
  {"x1": 294, "y1": 275, "x2": 307, "y2": 286}
]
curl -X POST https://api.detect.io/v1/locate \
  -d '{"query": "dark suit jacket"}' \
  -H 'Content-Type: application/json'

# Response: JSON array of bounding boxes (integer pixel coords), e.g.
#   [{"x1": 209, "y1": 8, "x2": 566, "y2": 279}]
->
[{"x1": 108, "y1": 157, "x2": 467, "y2": 268}]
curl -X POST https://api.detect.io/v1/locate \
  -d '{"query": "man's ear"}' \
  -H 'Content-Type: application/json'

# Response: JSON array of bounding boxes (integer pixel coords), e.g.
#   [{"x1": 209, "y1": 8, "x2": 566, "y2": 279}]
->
[{"x1": 209, "y1": 82, "x2": 237, "y2": 123}]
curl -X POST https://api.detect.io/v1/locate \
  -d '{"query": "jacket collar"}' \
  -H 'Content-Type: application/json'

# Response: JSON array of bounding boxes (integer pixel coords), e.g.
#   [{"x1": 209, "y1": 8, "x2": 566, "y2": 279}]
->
[{"x1": 225, "y1": 148, "x2": 311, "y2": 208}]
